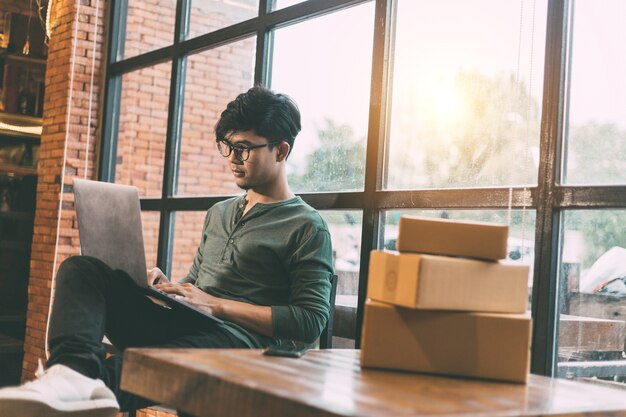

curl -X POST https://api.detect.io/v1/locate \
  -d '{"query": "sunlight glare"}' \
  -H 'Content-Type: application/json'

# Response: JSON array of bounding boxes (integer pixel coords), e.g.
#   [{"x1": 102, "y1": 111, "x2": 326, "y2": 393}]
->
[{"x1": 434, "y1": 86, "x2": 464, "y2": 124}]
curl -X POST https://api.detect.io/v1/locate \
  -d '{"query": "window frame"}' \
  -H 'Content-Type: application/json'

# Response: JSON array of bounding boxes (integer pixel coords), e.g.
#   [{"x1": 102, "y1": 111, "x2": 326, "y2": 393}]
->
[{"x1": 99, "y1": 0, "x2": 626, "y2": 377}]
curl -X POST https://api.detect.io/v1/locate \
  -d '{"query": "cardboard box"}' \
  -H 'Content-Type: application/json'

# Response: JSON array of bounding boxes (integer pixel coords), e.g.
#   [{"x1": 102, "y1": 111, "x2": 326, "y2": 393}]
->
[
  {"x1": 368, "y1": 250, "x2": 529, "y2": 313},
  {"x1": 360, "y1": 300, "x2": 532, "y2": 383},
  {"x1": 396, "y1": 216, "x2": 509, "y2": 260}
]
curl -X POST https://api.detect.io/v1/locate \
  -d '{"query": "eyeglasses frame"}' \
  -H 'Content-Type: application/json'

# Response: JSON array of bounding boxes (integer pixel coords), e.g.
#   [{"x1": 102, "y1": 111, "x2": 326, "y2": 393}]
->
[{"x1": 217, "y1": 138, "x2": 283, "y2": 162}]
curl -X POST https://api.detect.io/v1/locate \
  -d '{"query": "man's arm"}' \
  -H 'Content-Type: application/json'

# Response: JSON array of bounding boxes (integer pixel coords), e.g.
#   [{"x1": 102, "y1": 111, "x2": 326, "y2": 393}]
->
[
  {"x1": 271, "y1": 227, "x2": 333, "y2": 343},
  {"x1": 154, "y1": 282, "x2": 274, "y2": 336},
  {"x1": 155, "y1": 226, "x2": 333, "y2": 342}
]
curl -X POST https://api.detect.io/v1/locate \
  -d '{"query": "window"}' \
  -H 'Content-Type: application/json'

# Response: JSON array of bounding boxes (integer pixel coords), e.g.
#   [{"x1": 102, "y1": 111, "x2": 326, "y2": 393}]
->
[
  {"x1": 563, "y1": 1, "x2": 626, "y2": 185},
  {"x1": 102, "y1": 0, "x2": 626, "y2": 382},
  {"x1": 551, "y1": 0, "x2": 626, "y2": 383},
  {"x1": 271, "y1": 0, "x2": 306, "y2": 11},
  {"x1": 386, "y1": 0, "x2": 546, "y2": 189},
  {"x1": 270, "y1": 3, "x2": 374, "y2": 193},
  {"x1": 141, "y1": 211, "x2": 161, "y2": 269},
  {"x1": 115, "y1": 63, "x2": 171, "y2": 197},
  {"x1": 177, "y1": 40, "x2": 256, "y2": 197},
  {"x1": 171, "y1": 211, "x2": 206, "y2": 281},
  {"x1": 121, "y1": 0, "x2": 177, "y2": 60},
  {"x1": 320, "y1": 210, "x2": 363, "y2": 348},
  {"x1": 557, "y1": 210, "x2": 626, "y2": 383},
  {"x1": 187, "y1": 0, "x2": 259, "y2": 41}
]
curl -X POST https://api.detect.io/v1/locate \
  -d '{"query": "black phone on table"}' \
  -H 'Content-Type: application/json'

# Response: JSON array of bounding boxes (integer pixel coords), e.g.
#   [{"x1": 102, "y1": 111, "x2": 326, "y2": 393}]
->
[{"x1": 263, "y1": 341, "x2": 309, "y2": 358}]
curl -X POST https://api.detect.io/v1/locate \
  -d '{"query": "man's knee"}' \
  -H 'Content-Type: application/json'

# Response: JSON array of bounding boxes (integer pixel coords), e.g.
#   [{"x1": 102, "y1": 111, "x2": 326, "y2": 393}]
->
[
  {"x1": 57, "y1": 256, "x2": 113, "y2": 285},
  {"x1": 59, "y1": 255, "x2": 106, "y2": 269}
]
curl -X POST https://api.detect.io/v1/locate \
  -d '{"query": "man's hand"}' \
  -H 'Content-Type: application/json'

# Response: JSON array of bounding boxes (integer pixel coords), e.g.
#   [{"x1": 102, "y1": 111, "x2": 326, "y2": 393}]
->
[
  {"x1": 153, "y1": 282, "x2": 273, "y2": 337},
  {"x1": 154, "y1": 282, "x2": 221, "y2": 316},
  {"x1": 147, "y1": 267, "x2": 169, "y2": 286}
]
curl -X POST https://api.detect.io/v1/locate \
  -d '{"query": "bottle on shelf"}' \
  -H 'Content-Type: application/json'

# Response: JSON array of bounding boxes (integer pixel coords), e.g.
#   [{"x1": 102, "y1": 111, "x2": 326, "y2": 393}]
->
[
  {"x1": 0, "y1": 189, "x2": 10, "y2": 213},
  {"x1": 17, "y1": 91, "x2": 29, "y2": 115},
  {"x1": 22, "y1": 38, "x2": 30, "y2": 56},
  {"x1": 16, "y1": 76, "x2": 34, "y2": 116}
]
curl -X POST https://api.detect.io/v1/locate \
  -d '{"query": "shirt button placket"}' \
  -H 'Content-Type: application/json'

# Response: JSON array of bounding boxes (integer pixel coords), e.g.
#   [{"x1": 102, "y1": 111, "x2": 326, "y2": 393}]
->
[{"x1": 222, "y1": 237, "x2": 234, "y2": 263}]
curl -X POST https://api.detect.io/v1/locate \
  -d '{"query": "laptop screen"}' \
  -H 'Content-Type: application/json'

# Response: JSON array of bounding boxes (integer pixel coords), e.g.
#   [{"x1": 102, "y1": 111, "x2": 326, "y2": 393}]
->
[{"x1": 73, "y1": 179, "x2": 149, "y2": 288}]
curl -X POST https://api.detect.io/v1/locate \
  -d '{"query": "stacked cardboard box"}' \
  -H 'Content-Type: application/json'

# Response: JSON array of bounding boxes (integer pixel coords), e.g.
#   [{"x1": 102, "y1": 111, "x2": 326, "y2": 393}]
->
[{"x1": 361, "y1": 216, "x2": 532, "y2": 383}]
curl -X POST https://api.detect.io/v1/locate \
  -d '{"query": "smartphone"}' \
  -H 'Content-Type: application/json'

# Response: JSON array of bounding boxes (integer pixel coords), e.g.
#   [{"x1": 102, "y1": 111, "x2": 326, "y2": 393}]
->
[{"x1": 263, "y1": 342, "x2": 309, "y2": 358}]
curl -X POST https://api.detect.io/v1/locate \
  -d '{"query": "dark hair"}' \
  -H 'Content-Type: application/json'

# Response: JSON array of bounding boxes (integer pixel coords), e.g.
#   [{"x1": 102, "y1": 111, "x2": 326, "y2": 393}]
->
[{"x1": 215, "y1": 85, "x2": 301, "y2": 154}]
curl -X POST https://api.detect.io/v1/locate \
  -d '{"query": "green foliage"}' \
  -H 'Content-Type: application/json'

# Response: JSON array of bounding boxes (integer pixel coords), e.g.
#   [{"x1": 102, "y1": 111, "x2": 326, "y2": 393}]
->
[
  {"x1": 417, "y1": 71, "x2": 540, "y2": 188},
  {"x1": 289, "y1": 119, "x2": 366, "y2": 192},
  {"x1": 566, "y1": 122, "x2": 626, "y2": 184},
  {"x1": 563, "y1": 123, "x2": 626, "y2": 268}
]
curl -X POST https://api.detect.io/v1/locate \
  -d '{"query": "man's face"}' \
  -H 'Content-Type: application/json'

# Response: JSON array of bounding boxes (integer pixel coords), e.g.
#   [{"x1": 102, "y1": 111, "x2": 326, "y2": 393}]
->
[{"x1": 223, "y1": 130, "x2": 283, "y2": 191}]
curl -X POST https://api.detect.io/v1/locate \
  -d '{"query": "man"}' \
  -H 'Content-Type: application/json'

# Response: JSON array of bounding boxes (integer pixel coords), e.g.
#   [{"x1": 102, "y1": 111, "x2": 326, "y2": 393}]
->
[{"x1": 0, "y1": 85, "x2": 333, "y2": 416}]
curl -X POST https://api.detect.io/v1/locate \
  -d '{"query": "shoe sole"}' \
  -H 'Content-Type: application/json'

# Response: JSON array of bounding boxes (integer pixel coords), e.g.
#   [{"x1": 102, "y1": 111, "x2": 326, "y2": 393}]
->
[{"x1": 0, "y1": 398, "x2": 119, "y2": 417}]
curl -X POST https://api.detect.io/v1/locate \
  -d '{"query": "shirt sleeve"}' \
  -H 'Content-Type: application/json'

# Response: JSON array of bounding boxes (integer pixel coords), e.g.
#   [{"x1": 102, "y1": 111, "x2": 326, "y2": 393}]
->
[
  {"x1": 179, "y1": 210, "x2": 211, "y2": 284},
  {"x1": 271, "y1": 227, "x2": 333, "y2": 344}
]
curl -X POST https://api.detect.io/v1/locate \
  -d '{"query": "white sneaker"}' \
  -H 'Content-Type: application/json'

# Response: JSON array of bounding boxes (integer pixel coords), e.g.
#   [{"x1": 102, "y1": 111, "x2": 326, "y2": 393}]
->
[{"x1": 0, "y1": 364, "x2": 120, "y2": 417}]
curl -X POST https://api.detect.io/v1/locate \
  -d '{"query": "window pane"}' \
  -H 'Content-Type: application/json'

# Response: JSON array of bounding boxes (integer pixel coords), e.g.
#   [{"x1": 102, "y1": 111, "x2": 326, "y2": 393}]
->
[
  {"x1": 122, "y1": 0, "x2": 176, "y2": 60},
  {"x1": 186, "y1": 0, "x2": 259, "y2": 41},
  {"x1": 384, "y1": 209, "x2": 536, "y2": 309},
  {"x1": 141, "y1": 211, "x2": 160, "y2": 270},
  {"x1": 321, "y1": 210, "x2": 362, "y2": 349},
  {"x1": 171, "y1": 211, "x2": 206, "y2": 282},
  {"x1": 176, "y1": 39, "x2": 256, "y2": 196},
  {"x1": 270, "y1": 3, "x2": 374, "y2": 193},
  {"x1": 386, "y1": 0, "x2": 547, "y2": 189},
  {"x1": 558, "y1": 210, "x2": 626, "y2": 385},
  {"x1": 115, "y1": 62, "x2": 171, "y2": 197},
  {"x1": 272, "y1": 0, "x2": 306, "y2": 11},
  {"x1": 563, "y1": 1, "x2": 626, "y2": 185}
]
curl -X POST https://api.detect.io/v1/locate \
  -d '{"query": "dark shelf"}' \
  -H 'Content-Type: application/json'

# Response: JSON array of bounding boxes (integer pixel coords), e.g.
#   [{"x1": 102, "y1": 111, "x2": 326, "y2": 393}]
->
[
  {"x1": 0, "y1": 313, "x2": 26, "y2": 324},
  {"x1": 0, "y1": 313, "x2": 26, "y2": 342},
  {"x1": 0, "y1": 112, "x2": 42, "y2": 141},
  {"x1": 0, "y1": 48, "x2": 46, "y2": 67},
  {"x1": 0, "y1": 165, "x2": 37, "y2": 176},
  {"x1": 0, "y1": 240, "x2": 29, "y2": 251},
  {"x1": 0, "y1": 128, "x2": 41, "y2": 142},
  {"x1": 0, "y1": 13, "x2": 43, "y2": 382},
  {"x1": 0, "y1": 211, "x2": 34, "y2": 221},
  {"x1": 0, "y1": 333, "x2": 23, "y2": 354},
  {"x1": 0, "y1": 113, "x2": 43, "y2": 125}
]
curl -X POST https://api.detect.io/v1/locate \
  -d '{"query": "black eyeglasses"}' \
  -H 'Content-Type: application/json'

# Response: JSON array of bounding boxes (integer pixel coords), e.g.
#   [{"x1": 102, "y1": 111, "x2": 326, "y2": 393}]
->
[{"x1": 217, "y1": 139, "x2": 281, "y2": 162}]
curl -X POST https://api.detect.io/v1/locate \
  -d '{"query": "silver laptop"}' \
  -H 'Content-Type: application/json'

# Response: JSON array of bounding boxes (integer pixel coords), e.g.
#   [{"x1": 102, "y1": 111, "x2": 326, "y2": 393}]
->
[{"x1": 73, "y1": 178, "x2": 222, "y2": 324}]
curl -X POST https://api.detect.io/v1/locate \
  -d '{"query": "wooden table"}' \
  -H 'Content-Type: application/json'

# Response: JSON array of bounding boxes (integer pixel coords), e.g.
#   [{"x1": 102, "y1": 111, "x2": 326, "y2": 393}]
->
[{"x1": 121, "y1": 349, "x2": 626, "y2": 417}]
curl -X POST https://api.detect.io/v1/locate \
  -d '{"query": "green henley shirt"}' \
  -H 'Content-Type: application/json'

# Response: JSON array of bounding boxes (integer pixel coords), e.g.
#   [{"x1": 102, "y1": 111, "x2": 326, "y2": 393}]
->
[{"x1": 179, "y1": 195, "x2": 333, "y2": 347}]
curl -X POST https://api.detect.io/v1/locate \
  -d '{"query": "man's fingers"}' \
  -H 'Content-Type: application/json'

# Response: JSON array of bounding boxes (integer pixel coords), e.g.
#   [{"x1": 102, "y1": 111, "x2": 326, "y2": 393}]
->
[
  {"x1": 154, "y1": 282, "x2": 175, "y2": 292},
  {"x1": 155, "y1": 282, "x2": 186, "y2": 296},
  {"x1": 148, "y1": 267, "x2": 169, "y2": 285}
]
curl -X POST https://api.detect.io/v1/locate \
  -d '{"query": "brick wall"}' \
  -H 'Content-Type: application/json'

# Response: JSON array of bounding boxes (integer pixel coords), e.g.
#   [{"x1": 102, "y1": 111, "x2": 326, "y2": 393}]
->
[{"x1": 23, "y1": 0, "x2": 106, "y2": 380}]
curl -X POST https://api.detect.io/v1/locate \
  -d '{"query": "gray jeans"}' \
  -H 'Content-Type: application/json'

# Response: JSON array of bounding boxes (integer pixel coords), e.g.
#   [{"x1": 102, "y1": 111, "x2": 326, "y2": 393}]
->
[{"x1": 47, "y1": 255, "x2": 249, "y2": 412}]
